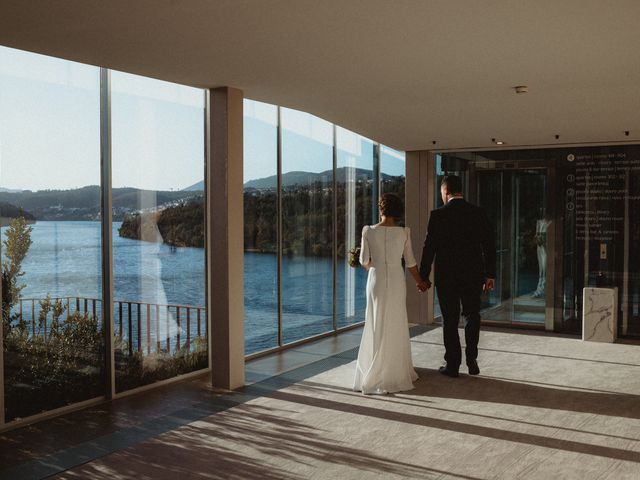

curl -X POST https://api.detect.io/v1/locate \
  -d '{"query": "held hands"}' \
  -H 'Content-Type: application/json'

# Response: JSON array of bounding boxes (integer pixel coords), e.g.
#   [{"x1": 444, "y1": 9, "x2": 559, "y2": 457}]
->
[
  {"x1": 483, "y1": 278, "x2": 495, "y2": 292},
  {"x1": 416, "y1": 279, "x2": 431, "y2": 293}
]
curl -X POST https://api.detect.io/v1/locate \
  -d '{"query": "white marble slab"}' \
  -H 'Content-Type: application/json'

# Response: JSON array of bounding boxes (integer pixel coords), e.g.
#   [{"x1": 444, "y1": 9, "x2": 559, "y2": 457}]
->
[{"x1": 582, "y1": 287, "x2": 617, "y2": 342}]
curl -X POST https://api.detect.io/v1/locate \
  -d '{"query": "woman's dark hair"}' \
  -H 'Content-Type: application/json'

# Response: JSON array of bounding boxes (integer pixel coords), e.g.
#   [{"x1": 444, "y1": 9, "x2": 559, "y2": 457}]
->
[
  {"x1": 441, "y1": 174, "x2": 462, "y2": 194},
  {"x1": 378, "y1": 193, "x2": 404, "y2": 218}
]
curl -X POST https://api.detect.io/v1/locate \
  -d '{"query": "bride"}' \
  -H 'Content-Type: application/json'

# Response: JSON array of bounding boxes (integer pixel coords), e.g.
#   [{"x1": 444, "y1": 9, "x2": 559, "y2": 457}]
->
[{"x1": 354, "y1": 193, "x2": 429, "y2": 394}]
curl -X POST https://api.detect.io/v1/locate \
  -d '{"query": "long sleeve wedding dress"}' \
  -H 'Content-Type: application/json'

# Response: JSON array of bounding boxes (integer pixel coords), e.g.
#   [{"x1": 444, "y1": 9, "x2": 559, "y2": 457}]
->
[{"x1": 354, "y1": 225, "x2": 419, "y2": 394}]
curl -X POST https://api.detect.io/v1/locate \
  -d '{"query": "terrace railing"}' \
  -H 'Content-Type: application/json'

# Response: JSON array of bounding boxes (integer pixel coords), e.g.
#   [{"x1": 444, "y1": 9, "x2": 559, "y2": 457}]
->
[{"x1": 15, "y1": 296, "x2": 207, "y2": 355}]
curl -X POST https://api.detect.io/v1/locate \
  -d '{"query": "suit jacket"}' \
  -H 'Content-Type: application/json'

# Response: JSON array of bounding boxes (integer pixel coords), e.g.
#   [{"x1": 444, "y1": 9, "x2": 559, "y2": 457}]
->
[{"x1": 419, "y1": 198, "x2": 496, "y2": 285}]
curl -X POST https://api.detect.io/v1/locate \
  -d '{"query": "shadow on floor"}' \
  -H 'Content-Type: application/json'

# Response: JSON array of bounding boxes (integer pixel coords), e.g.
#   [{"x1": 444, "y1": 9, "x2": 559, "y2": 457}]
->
[
  {"x1": 258, "y1": 370, "x2": 640, "y2": 463},
  {"x1": 53, "y1": 402, "x2": 482, "y2": 480},
  {"x1": 296, "y1": 379, "x2": 640, "y2": 442},
  {"x1": 408, "y1": 367, "x2": 640, "y2": 420}
]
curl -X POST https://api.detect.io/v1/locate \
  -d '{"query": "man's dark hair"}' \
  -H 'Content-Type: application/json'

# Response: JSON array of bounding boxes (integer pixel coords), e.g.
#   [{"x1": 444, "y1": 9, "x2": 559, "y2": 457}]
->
[
  {"x1": 378, "y1": 193, "x2": 404, "y2": 218},
  {"x1": 441, "y1": 175, "x2": 463, "y2": 194}
]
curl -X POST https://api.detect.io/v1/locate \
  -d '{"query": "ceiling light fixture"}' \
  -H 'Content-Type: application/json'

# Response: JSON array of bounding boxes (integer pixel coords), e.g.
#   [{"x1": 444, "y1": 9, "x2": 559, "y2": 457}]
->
[
  {"x1": 491, "y1": 138, "x2": 505, "y2": 145},
  {"x1": 514, "y1": 85, "x2": 528, "y2": 94}
]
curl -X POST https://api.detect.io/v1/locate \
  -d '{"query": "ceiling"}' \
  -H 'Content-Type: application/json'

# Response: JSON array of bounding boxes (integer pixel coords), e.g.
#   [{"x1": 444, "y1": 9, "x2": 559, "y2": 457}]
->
[{"x1": 1, "y1": 0, "x2": 639, "y2": 152}]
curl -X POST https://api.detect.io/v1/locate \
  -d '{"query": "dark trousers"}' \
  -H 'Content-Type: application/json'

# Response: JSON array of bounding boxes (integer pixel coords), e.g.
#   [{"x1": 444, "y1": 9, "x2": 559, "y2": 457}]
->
[{"x1": 436, "y1": 279, "x2": 484, "y2": 370}]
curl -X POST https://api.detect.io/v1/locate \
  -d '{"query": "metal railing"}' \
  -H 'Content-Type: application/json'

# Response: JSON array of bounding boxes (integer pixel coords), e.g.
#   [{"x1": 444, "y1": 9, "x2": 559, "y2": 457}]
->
[{"x1": 15, "y1": 296, "x2": 207, "y2": 355}]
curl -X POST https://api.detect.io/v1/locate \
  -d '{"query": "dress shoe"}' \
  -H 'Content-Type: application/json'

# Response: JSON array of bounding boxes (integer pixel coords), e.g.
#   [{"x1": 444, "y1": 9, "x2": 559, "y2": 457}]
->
[
  {"x1": 467, "y1": 360, "x2": 480, "y2": 375},
  {"x1": 438, "y1": 365, "x2": 459, "y2": 378}
]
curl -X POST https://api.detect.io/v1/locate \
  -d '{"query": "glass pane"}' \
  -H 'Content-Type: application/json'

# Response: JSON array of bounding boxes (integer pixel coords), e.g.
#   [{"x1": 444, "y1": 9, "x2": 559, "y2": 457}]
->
[
  {"x1": 380, "y1": 145, "x2": 406, "y2": 221},
  {"x1": 111, "y1": 71, "x2": 206, "y2": 392},
  {"x1": 281, "y1": 108, "x2": 334, "y2": 343},
  {"x1": 336, "y1": 127, "x2": 374, "y2": 328},
  {"x1": 0, "y1": 47, "x2": 104, "y2": 420},
  {"x1": 243, "y1": 100, "x2": 278, "y2": 354}
]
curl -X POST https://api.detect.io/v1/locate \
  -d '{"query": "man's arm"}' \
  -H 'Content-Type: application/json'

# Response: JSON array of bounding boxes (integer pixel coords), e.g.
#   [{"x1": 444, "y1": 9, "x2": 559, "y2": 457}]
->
[
  {"x1": 479, "y1": 208, "x2": 496, "y2": 281},
  {"x1": 419, "y1": 212, "x2": 438, "y2": 281}
]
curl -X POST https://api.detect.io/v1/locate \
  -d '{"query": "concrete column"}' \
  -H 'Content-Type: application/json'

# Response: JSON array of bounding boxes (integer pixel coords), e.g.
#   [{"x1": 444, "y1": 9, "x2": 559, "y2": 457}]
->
[
  {"x1": 207, "y1": 87, "x2": 245, "y2": 390},
  {"x1": 406, "y1": 150, "x2": 436, "y2": 325}
]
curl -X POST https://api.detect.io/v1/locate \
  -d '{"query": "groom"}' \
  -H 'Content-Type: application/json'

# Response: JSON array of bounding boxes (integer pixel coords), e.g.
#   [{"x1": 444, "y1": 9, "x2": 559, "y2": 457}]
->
[{"x1": 419, "y1": 175, "x2": 496, "y2": 377}]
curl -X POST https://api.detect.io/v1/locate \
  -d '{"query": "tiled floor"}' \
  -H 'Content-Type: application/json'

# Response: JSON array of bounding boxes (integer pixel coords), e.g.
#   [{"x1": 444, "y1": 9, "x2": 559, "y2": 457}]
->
[{"x1": 2, "y1": 325, "x2": 639, "y2": 480}]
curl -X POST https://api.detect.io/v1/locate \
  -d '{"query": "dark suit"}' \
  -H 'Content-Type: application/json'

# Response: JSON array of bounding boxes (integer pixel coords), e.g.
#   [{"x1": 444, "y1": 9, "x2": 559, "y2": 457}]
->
[{"x1": 419, "y1": 198, "x2": 496, "y2": 371}]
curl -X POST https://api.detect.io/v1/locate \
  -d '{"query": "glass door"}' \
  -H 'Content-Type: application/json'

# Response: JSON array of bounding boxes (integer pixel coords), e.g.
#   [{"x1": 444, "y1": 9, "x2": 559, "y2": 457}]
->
[{"x1": 477, "y1": 169, "x2": 548, "y2": 326}]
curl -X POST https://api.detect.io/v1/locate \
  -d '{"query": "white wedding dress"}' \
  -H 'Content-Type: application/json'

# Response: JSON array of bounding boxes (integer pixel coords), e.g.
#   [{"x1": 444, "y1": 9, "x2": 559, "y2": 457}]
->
[{"x1": 354, "y1": 225, "x2": 419, "y2": 394}]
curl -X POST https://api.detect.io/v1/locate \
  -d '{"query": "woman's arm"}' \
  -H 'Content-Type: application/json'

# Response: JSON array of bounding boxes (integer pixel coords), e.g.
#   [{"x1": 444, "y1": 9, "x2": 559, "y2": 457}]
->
[{"x1": 359, "y1": 226, "x2": 371, "y2": 269}]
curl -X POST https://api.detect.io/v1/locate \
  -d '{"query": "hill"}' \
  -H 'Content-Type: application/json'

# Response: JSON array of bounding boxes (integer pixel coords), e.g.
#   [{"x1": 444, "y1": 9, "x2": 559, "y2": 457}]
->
[
  {"x1": 243, "y1": 167, "x2": 395, "y2": 190},
  {"x1": 0, "y1": 202, "x2": 36, "y2": 226},
  {"x1": 0, "y1": 186, "x2": 201, "y2": 221}
]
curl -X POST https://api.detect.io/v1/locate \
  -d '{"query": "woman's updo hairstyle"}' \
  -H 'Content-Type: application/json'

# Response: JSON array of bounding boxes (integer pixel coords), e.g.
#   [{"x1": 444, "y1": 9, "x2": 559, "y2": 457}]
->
[{"x1": 378, "y1": 193, "x2": 404, "y2": 219}]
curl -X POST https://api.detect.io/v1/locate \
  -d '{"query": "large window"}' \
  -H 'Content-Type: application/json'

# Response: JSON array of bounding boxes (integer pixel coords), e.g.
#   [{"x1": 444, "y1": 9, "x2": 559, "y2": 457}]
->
[
  {"x1": 243, "y1": 100, "x2": 279, "y2": 355},
  {"x1": 111, "y1": 71, "x2": 207, "y2": 392},
  {"x1": 281, "y1": 109, "x2": 335, "y2": 343},
  {"x1": 243, "y1": 101, "x2": 406, "y2": 354},
  {"x1": 0, "y1": 47, "x2": 210, "y2": 426},
  {"x1": 0, "y1": 44, "x2": 407, "y2": 427},
  {"x1": 0, "y1": 47, "x2": 103, "y2": 420}
]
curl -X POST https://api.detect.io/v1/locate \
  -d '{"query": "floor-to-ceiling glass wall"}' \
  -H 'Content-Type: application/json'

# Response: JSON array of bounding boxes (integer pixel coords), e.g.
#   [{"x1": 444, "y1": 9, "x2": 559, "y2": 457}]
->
[
  {"x1": 111, "y1": 71, "x2": 207, "y2": 392},
  {"x1": 243, "y1": 100, "x2": 279, "y2": 355},
  {"x1": 0, "y1": 47, "x2": 104, "y2": 420},
  {"x1": 280, "y1": 108, "x2": 334, "y2": 343},
  {"x1": 556, "y1": 146, "x2": 640, "y2": 337},
  {"x1": 336, "y1": 128, "x2": 374, "y2": 328},
  {"x1": 243, "y1": 102, "x2": 406, "y2": 354}
]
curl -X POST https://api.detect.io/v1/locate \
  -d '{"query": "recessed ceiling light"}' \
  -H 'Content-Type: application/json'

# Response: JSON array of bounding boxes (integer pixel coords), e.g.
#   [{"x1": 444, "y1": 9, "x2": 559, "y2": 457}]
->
[
  {"x1": 514, "y1": 85, "x2": 528, "y2": 94},
  {"x1": 491, "y1": 138, "x2": 506, "y2": 145},
  {"x1": 496, "y1": 141, "x2": 505, "y2": 145}
]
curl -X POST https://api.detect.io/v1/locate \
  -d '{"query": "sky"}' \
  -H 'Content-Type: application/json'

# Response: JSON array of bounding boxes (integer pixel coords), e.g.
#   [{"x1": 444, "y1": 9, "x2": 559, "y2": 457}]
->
[{"x1": 0, "y1": 46, "x2": 404, "y2": 192}]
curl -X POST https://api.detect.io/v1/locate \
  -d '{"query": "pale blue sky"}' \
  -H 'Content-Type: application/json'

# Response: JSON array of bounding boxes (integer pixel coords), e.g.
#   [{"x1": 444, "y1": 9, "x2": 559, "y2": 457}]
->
[{"x1": 1, "y1": 46, "x2": 404, "y2": 192}]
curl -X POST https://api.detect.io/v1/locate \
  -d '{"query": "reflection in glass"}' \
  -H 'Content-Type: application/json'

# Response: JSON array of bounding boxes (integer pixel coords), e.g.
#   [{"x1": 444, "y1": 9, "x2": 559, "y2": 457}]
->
[
  {"x1": 0, "y1": 47, "x2": 104, "y2": 420},
  {"x1": 111, "y1": 71, "x2": 207, "y2": 392},
  {"x1": 281, "y1": 108, "x2": 334, "y2": 343},
  {"x1": 243, "y1": 100, "x2": 279, "y2": 354},
  {"x1": 336, "y1": 128, "x2": 374, "y2": 328},
  {"x1": 512, "y1": 171, "x2": 547, "y2": 324},
  {"x1": 533, "y1": 214, "x2": 551, "y2": 298}
]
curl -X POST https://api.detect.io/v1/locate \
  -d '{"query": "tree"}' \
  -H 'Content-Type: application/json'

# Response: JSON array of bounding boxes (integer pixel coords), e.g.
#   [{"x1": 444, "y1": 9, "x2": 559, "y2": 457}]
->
[{"x1": 2, "y1": 215, "x2": 33, "y2": 335}]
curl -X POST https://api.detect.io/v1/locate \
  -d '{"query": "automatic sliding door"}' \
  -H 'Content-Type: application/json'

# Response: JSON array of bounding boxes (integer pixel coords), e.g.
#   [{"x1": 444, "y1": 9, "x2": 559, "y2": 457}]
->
[{"x1": 476, "y1": 169, "x2": 547, "y2": 326}]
